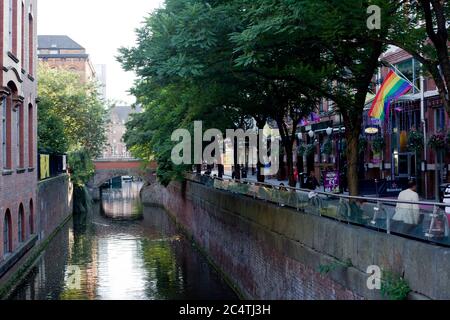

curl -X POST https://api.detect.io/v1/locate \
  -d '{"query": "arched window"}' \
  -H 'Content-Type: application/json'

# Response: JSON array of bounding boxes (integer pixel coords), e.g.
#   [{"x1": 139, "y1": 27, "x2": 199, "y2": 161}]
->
[
  {"x1": 3, "y1": 210, "x2": 12, "y2": 255},
  {"x1": 29, "y1": 199, "x2": 34, "y2": 235},
  {"x1": 4, "y1": 81, "x2": 19, "y2": 170},
  {"x1": 17, "y1": 102, "x2": 24, "y2": 168},
  {"x1": 2, "y1": 97, "x2": 7, "y2": 168},
  {"x1": 21, "y1": 2, "x2": 24, "y2": 63},
  {"x1": 28, "y1": 12, "x2": 33, "y2": 75},
  {"x1": 18, "y1": 204, "x2": 25, "y2": 242},
  {"x1": 9, "y1": 0, "x2": 18, "y2": 55},
  {"x1": 28, "y1": 103, "x2": 33, "y2": 167}
]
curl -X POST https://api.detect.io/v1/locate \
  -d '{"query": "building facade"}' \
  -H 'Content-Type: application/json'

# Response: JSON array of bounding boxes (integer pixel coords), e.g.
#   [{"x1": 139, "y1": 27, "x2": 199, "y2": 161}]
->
[
  {"x1": 37, "y1": 35, "x2": 96, "y2": 83},
  {"x1": 101, "y1": 106, "x2": 141, "y2": 159},
  {"x1": 94, "y1": 64, "x2": 106, "y2": 100},
  {"x1": 0, "y1": 0, "x2": 38, "y2": 261},
  {"x1": 296, "y1": 46, "x2": 448, "y2": 199}
]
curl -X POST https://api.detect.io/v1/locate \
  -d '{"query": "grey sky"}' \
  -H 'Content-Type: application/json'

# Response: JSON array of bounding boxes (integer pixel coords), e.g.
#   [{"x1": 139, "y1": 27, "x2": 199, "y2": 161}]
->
[{"x1": 37, "y1": 0, "x2": 164, "y2": 105}]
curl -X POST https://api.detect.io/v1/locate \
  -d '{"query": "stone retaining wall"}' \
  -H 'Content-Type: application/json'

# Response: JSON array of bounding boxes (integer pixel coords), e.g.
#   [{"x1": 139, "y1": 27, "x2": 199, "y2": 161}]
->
[{"x1": 142, "y1": 179, "x2": 450, "y2": 300}]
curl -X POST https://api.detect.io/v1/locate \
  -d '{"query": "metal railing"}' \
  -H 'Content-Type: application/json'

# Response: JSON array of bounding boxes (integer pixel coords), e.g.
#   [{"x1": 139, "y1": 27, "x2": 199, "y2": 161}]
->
[{"x1": 189, "y1": 173, "x2": 450, "y2": 247}]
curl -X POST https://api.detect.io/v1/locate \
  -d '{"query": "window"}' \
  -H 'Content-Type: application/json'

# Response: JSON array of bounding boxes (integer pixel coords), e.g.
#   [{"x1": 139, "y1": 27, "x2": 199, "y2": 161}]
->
[
  {"x1": 3, "y1": 210, "x2": 12, "y2": 255},
  {"x1": 17, "y1": 103, "x2": 24, "y2": 168},
  {"x1": 435, "y1": 108, "x2": 445, "y2": 132},
  {"x1": 328, "y1": 100, "x2": 334, "y2": 112},
  {"x1": 2, "y1": 97, "x2": 6, "y2": 168},
  {"x1": 28, "y1": 104, "x2": 33, "y2": 167},
  {"x1": 5, "y1": 83, "x2": 19, "y2": 170},
  {"x1": 8, "y1": 0, "x2": 13, "y2": 51},
  {"x1": 28, "y1": 13, "x2": 33, "y2": 74},
  {"x1": 29, "y1": 199, "x2": 34, "y2": 235},
  {"x1": 395, "y1": 59, "x2": 420, "y2": 93},
  {"x1": 9, "y1": 0, "x2": 18, "y2": 55},
  {"x1": 18, "y1": 204, "x2": 25, "y2": 243},
  {"x1": 21, "y1": 2, "x2": 24, "y2": 64}
]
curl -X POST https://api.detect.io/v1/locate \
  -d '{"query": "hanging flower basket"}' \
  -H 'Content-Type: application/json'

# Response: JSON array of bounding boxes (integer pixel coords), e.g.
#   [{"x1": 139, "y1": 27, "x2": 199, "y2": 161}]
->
[
  {"x1": 358, "y1": 135, "x2": 368, "y2": 155},
  {"x1": 304, "y1": 144, "x2": 316, "y2": 157},
  {"x1": 428, "y1": 132, "x2": 447, "y2": 151},
  {"x1": 407, "y1": 129, "x2": 424, "y2": 152},
  {"x1": 297, "y1": 143, "x2": 306, "y2": 156},
  {"x1": 371, "y1": 136, "x2": 385, "y2": 154},
  {"x1": 321, "y1": 139, "x2": 332, "y2": 155}
]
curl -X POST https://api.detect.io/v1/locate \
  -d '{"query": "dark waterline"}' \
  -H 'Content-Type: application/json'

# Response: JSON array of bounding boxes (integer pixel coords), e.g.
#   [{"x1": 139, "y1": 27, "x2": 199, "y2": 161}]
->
[{"x1": 8, "y1": 181, "x2": 238, "y2": 300}]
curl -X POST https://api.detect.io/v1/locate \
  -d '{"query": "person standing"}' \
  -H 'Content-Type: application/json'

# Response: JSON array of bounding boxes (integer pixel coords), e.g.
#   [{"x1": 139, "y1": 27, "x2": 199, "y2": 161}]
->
[
  {"x1": 294, "y1": 168, "x2": 299, "y2": 187},
  {"x1": 392, "y1": 180, "x2": 422, "y2": 235}
]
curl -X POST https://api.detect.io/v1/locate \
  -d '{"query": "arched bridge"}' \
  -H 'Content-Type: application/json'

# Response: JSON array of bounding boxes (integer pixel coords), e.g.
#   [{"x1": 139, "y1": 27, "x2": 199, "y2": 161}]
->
[{"x1": 87, "y1": 158, "x2": 157, "y2": 200}]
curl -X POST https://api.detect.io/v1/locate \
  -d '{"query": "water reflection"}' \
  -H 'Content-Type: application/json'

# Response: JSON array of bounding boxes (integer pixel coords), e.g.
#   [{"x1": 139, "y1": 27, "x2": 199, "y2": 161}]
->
[
  {"x1": 101, "y1": 180, "x2": 144, "y2": 220},
  {"x1": 8, "y1": 181, "x2": 237, "y2": 300}
]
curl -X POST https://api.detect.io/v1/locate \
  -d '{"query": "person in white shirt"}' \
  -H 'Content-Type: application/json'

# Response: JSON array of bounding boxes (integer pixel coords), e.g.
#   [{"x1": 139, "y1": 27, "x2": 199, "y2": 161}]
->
[{"x1": 392, "y1": 180, "x2": 422, "y2": 234}]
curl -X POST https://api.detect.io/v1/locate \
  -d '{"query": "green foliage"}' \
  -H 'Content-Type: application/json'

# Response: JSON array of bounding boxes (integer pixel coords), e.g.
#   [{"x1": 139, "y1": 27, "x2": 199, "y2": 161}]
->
[
  {"x1": 408, "y1": 129, "x2": 424, "y2": 152},
  {"x1": 371, "y1": 136, "x2": 385, "y2": 154},
  {"x1": 428, "y1": 131, "x2": 447, "y2": 151},
  {"x1": 38, "y1": 112, "x2": 68, "y2": 155},
  {"x1": 117, "y1": 0, "x2": 428, "y2": 194},
  {"x1": 321, "y1": 139, "x2": 332, "y2": 156},
  {"x1": 388, "y1": 0, "x2": 450, "y2": 114},
  {"x1": 37, "y1": 65, "x2": 108, "y2": 157},
  {"x1": 358, "y1": 136, "x2": 368, "y2": 155},
  {"x1": 68, "y1": 148, "x2": 95, "y2": 186},
  {"x1": 318, "y1": 259, "x2": 353, "y2": 275},
  {"x1": 381, "y1": 271, "x2": 411, "y2": 300}
]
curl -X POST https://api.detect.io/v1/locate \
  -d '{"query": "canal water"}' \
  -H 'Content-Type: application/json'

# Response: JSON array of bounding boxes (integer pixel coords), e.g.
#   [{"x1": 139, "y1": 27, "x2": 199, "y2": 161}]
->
[{"x1": 8, "y1": 180, "x2": 237, "y2": 300}]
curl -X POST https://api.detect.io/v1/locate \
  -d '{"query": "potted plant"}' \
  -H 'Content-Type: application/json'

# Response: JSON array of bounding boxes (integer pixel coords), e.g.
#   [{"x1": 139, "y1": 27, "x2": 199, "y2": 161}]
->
[
  {"x1": 407, "y1": 128, "x2": 424, "y2": 152},
  {"x1": 305, "y1": 144, "x2": 316, "y2": 157},
  {"x1": 428, "y1": 131, "x2": 447, "y2": 151},
  {"x1": 371, "y1": 136, "x2": 385, "y2": 154},
  {"x1": 358, "y1": 135, "x2": 368, "y2": 155},
  {"x1": 321, "y1": 139, "x2": 333, "y2": 155}
]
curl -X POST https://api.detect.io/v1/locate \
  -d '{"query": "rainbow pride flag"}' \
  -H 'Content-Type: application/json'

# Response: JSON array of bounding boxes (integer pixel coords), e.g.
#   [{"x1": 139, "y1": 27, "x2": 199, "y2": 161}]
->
[{"x1": 368, "y1": 70, "x2": 412, "y2": 120}]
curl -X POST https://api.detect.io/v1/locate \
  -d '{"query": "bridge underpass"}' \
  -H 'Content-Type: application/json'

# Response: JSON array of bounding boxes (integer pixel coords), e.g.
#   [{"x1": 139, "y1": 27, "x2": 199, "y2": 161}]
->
[{"x1": 87, "y1": 158, "x2": 157, "y2": 200}]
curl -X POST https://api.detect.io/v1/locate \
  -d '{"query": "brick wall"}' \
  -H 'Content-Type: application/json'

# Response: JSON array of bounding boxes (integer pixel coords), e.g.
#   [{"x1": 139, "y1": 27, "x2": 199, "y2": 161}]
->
[
  {"x1": 0, "y1": 0, "x2": 37, "y2": 262},
  {"x1": 36, "y1": 174, "x2": 73, "y2": 241},
  {"x1": 142, "y1": 179, "x2": 450, "y2": 300},
  {"x1": 0, "y1": 170, "x2": 36, "y2": 260}
]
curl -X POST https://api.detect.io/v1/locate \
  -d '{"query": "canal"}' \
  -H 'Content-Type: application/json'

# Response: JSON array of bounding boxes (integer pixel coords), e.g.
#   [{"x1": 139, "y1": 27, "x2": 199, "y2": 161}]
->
[{"x1": 8, "y1": 180, "x2": 238, "y2": 300}]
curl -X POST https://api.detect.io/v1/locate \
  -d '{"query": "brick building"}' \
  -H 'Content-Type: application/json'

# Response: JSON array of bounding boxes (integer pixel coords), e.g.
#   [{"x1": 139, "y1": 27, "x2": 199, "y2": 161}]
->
[
  {"x1": 296, "y1": 46, "x2": 449, "y2": 199},
  {"x1": 37, "y1": 35, "x2": 96, "y2": 83},
  {"x1": 0, "y1": 0, "x2": 38, "y2": 261},
  {"x1": 101, "y1": 106, "x2": 141, "y2": 159}
]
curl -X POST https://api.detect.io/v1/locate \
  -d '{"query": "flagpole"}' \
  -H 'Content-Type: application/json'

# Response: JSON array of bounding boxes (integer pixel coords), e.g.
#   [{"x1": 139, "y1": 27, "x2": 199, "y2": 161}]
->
[
  {"x1": 381, "y1": 60, "x2": 421, "y2": 92},
  {"x1": 420, "y1": 73, "x2": 428, "y2": 199}
]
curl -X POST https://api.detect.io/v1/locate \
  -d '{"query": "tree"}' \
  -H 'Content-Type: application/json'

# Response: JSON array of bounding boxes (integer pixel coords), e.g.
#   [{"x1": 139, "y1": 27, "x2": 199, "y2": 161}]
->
[
  {"x1": 37, "y1": 65, "x2": 108, "y2": 184},
  {"x1": 118, "y1": 0, "x2": 269, "y2": 183},
  {"x1": 119, "y1": 0, "x2": 320, "y2": 185},
  {"x1": 383, "y1": 0, "x2": 449, "y2": 114},
  {"x1": 231, "y1": 0, "x2": 401, "y2": 195}
]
